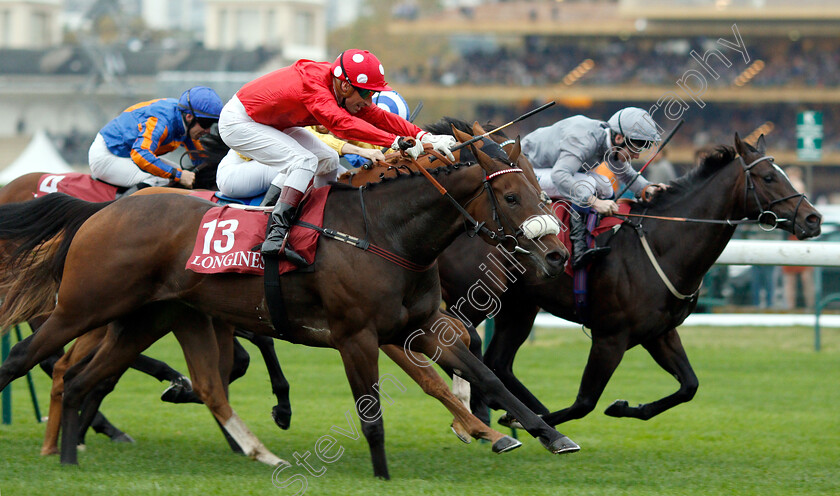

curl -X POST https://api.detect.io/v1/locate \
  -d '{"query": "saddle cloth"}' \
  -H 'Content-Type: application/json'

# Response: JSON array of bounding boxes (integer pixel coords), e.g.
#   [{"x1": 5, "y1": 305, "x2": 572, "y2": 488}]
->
[
  {"x1": 186, "y1": 186, "x2": 330, "y2": 276},
  {"x1": 551, "y1": 200, "x2": 630, "y2": 276},
  {"x1": 34, "y1": 173, "x2": 118, "y2": 202}
]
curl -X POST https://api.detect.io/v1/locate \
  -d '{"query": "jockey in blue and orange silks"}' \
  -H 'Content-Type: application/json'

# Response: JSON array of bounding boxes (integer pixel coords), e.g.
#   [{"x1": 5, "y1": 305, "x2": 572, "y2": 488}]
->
[{"x1": 89, "y1": 86, "x2": 224, "y2": 190}]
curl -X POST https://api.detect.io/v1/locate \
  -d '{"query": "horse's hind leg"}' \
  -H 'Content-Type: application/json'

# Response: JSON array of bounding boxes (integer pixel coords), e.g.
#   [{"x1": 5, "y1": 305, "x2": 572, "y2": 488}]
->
[
  {"x1": 604, "y1": 328, "x2": 698, "y2": 420},
  {"x1": 174, "y1": 318, "x2": 285, "y2": 466},
  {"x1": 41, "y1": 327, "x2": 132, "y2": 455},
  {"x1": 236, "y1": 329, "x2": 292, "y2": 430},
  {"x1": 381, "y1": 344, "x2": 520, "y2": 454},
  {"x1": 541, "y1": 332, "x2": 629, "y2": 427},
  {"x1": 60, "y1": 313, "x2": 171, "y2": 465}
]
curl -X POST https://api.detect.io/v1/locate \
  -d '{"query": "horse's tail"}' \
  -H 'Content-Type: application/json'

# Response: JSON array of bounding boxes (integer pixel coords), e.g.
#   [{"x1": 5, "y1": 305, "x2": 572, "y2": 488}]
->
[{"x1": 0, "y1": 194, "x2": 112, "y2": 330}]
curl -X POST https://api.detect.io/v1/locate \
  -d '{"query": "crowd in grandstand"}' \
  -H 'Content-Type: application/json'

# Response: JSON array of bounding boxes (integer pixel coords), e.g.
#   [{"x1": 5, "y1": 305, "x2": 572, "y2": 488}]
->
[{"x1": 390, "y1": 36, "x2": 840, "y2": 88}]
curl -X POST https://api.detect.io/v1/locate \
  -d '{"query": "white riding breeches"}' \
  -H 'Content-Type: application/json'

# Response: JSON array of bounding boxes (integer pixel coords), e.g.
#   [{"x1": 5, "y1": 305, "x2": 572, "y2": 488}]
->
[
  {"x1": 88, "y1": 133, "x2": 172, "y2": 188},
  {"x1": 216, "y1": 95, "x2": 339, "y2": 197}
]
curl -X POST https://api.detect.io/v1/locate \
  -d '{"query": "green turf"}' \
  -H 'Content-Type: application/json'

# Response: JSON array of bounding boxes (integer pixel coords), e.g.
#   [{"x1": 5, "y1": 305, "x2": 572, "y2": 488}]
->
[{"x1": 0, "y1": 326, "x2": 838, "y2": 495}]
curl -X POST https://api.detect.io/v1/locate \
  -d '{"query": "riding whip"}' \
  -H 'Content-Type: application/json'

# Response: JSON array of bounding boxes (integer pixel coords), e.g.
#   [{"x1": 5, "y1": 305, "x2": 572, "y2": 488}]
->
[
  {"x1": 449, "y1": 101, "x2": 557, "y2": 154},
  {"x1": 616, "y1": 118, "x2": 684, "y2": 199}
]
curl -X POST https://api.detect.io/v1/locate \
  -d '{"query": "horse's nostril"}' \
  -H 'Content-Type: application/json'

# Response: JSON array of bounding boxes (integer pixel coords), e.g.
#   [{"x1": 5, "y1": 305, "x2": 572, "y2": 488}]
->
[
  {"x1": 546, "y1": 250, "x2": 566, "y2": 266},
  {"x1": 806, "y1": 214, "x2": 821, "y2": 226}
]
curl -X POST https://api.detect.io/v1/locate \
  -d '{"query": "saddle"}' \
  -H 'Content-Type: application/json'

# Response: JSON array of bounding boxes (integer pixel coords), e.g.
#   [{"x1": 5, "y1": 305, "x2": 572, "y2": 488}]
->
[
  {"x1": 185, "y1": 186, "x2": 330, "y2": 277},
  {"x1": 34, "y1": 173, "x2": 121, "y2": 202}
]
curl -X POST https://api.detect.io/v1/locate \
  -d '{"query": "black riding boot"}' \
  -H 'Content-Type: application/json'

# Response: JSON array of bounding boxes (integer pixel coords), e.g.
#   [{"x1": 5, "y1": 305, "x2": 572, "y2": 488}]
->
[
  {"x1": 260, "y1": 184, "x2": 282, "y2": 207},
  {"x1": 262, "y1": 188, "x2": 309, "y2": 267},
  {"x1": 570, "y1": 212, "x2": 611, "y2": 269}
]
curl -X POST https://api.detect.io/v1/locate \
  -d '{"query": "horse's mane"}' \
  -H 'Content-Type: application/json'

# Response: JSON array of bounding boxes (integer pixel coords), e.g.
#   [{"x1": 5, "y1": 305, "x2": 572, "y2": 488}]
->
[
  {"x1": 640, "y1": 145, "x2": 736, "y2": 209},
  {"x1": 331, "y1": 163, "x2": 467, "y2": 192},
  {"x1": 424, "y1": 117, "x2": 509, "y2": 140}
]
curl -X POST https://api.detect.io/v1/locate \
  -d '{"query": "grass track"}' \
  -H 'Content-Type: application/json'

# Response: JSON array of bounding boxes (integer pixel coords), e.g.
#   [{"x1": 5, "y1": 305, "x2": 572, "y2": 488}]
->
[{"x1": 0, "y1": 326, "x2": 838, "y2": 495}]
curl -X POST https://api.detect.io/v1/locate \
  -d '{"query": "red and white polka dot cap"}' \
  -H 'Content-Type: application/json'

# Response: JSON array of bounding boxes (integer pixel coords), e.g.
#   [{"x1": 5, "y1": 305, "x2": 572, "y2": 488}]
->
[{"x1": 330, "y1": 49, "x2": 392, "y2": 92}]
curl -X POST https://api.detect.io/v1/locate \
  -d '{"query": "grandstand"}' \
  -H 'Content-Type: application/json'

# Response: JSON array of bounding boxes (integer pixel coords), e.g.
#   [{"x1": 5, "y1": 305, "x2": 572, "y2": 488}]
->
[{"x1": 384, "y1": 0, "x2": 840, "y2": 201}]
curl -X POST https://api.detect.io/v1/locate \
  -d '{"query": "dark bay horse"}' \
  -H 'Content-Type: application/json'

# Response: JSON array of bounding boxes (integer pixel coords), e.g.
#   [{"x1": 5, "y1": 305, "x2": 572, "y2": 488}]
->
[
  {"x1": 437, "y1": 134, "x2": 822, "y2": 427},
  {"x1": 0, "y1": 137, "x2": 574, "y2": 477}
]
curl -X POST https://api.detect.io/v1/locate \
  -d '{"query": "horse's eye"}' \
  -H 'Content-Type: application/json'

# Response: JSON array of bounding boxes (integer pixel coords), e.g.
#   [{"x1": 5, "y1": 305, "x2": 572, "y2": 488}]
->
[
  {"x1": 763, "y1": 174, "x2": 774, "y2": 183},
  {"x1": 504, "y1": 194, "x2": 518, "y2": 204}
]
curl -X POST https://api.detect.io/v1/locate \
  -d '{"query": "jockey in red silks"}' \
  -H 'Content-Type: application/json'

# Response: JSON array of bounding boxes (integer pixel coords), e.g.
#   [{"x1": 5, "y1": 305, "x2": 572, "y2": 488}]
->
[
  {"x1": 216, "y1": 49, "x2": 456, "y2": 263},
  {"x1": 90, "y1": 86, "x2": 223, "y2": 190}
]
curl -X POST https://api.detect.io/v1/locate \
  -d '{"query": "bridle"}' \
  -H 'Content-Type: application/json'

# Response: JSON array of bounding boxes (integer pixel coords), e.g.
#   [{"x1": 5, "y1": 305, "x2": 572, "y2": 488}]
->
[
  {"x1": 739, "y1": 154, "x2": 806, "y2": 233},
  {"x1": 418, "y1": 139, "x2": 560, "y2": 255},
  {"x1": 617, "y1": 152, "x2": 807, "y2": 301},
  {"x1": 616, "y1": 153, "x2": 804, "y2": 232}
]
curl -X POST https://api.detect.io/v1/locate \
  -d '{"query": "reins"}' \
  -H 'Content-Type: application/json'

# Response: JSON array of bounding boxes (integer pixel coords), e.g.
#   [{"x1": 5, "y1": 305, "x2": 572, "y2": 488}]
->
[
  {"x1": 295, "y1": 146, "x2": 538, "y2": 271},
  {"x1": 613, "y1": 154, "x2": 801, "y2": 232}
]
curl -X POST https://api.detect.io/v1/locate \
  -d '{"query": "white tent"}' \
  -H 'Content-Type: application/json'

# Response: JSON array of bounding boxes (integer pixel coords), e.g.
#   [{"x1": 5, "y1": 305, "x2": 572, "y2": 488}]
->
[{"x1": 0, "y1": 130, "x2": 75, "y2": 185}]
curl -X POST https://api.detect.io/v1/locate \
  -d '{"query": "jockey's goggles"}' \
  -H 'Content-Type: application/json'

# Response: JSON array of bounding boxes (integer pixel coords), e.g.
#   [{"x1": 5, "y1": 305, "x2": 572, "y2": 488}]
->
[
  {"x1": 626, "y1": 138, "x2": 655, "y2": 151},
  {"x1": 353, "y1": 86, "x2": 374, "y2": 99},
  {"x1": 195, "y1": 117, "x2": 218, "y2": 129}
]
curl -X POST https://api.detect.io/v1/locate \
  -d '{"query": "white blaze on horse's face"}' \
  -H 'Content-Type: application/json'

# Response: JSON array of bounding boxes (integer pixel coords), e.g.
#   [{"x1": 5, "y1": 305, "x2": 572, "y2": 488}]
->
[{"x1": 520, "y1": 214, "x2": 561, "y2": 240}]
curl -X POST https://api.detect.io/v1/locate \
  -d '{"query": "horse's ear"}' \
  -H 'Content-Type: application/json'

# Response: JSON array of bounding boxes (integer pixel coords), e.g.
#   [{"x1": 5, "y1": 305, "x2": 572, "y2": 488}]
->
[
  {"x1": 470, "y1": 142, "x2": 495, "y2": 172},
  {"x1": 450, "y1": 124, "x2": 472, "y2": 144},
  {"x1": 756, "y1": 134, "x2": 767, "y2": 155},
  {"x1": 507, "y1": 135, "x2": 522, "y2": 163},
  {"x1": 734, "y1": 132, "x2": 748, "y2": 156},
  {"x1": 472, "y1": 121, "x2": 487, "y2": 136}
]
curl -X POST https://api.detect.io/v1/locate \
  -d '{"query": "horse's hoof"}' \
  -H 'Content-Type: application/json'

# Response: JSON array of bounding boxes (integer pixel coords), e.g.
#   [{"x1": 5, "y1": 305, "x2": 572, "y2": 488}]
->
[
  {"x1": 604, "y1": 399, "x2": 629, "y2": 417},
  {"x1": 450, "y1": 423, "x2": 471, "y2": 444},
  {"x1": 111, "y1": 432, "x2": 135, "y2": 443},
  {"x1": 492, "y1": 435, "x2": 522, "y2": 454},
  {"x1": 161, "y1": 376, "x2": 200, "y2": 404},
  {"x1": 76, "y1": 444, "x2": 86, "y2": 452},
  {"x1": 498, "y1": 413, "x2": 525, "y2": 430},
  {"x1": 541, "y1": 435, "x2": 580, "y2": 455},
  {"x1": 271, "y1": 406, "x2": 291, "y2": 430},
  {"x1": 40, "y1": 447, "x2": 58, "y2": 456}
]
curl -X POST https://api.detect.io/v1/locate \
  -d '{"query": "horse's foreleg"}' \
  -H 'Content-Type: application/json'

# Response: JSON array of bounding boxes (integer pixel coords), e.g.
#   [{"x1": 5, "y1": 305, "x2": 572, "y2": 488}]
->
[
  {"x1": 335, "y1": 329, "x2": 389, "y2": 479},
  {"x1": 604, "y1": 328, "x2": 698, "y2": 420},
  {"x1": 541, "y1": 332, "x2": 628, "y2": 427},
  {"x1": 407, "y1": 311, "x2": 578, "y2": 455},
  {"x1": 174, "y1": 317, "x2": 285, "y2": 466},
  {"x1": 381, "y1": 344, "x2": 520, "y2": 453},
  {"x1": 130, "y1": 353, "x2": 196, "y2": 404},
  {"x1": 237, "y1": 329, "x2": 292, "y2": 430},
  {"x1": 485, "y1": 302, "x2": 550, "y2": 416}
]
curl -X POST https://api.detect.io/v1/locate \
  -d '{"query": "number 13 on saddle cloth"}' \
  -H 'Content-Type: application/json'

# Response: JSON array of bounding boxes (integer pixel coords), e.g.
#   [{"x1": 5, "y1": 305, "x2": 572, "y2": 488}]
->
[{"x1": 186, "y1": 186, "x2": 330, "y2": 276}]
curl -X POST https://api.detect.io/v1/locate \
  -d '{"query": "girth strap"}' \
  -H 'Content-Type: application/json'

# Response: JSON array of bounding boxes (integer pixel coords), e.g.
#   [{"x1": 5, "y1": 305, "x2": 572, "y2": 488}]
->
[{"x1": 263, "y1": 255, "x2": 288, "y2": 338}]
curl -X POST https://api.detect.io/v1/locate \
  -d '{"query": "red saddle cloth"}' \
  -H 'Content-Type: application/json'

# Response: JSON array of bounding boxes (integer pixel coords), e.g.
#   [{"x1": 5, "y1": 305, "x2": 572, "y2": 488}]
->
[
  {"x1": 33, "y1": 173, "x2": 118, "y2": 202},
  {"x1": 551, "y1": 200, "x2": 630, "y2": 276},
  {"x1": 186, "y1": 186, "x2": 330, "y2": 276}
]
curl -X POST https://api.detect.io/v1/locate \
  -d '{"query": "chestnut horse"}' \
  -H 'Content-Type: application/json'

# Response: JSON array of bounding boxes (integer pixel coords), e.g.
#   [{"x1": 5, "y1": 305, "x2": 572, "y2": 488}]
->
[
  {"x1": 34, "y1": 121, "x2": 534, "y2": 457},
  {"x1": 436, "y1": 134, "x2": 822, "y2": 428},
  {"x1": 0, "y1": 134, "x2": 574, "y2": 478}
]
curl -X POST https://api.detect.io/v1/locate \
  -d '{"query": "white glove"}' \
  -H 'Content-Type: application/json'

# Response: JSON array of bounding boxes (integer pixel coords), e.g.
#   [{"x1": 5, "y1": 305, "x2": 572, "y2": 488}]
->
[
  {"x1": 392, "y1": 136, "x2": 424, "y2": 160},
  {"x1": 417, "y1": 132, "x2": 456, "y2": 162}
]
